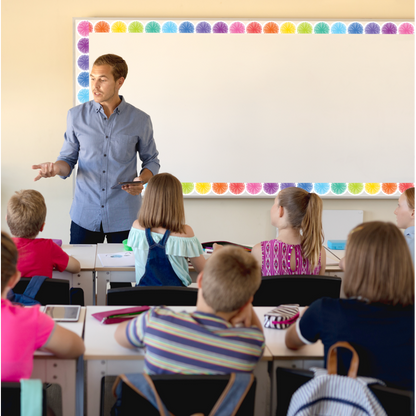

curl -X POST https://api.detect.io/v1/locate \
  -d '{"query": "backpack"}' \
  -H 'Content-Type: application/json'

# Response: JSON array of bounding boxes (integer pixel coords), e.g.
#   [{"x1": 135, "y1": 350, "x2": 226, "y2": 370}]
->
[
  {"x1": 111, "y1": 372, "x2": 254, "y2": 416},
  {"x1": 7, "y1": 275, "x2": 47, "y2": 306},
  {"x1": 287, "y1": 341, "x2": 388, "y2": 416}
]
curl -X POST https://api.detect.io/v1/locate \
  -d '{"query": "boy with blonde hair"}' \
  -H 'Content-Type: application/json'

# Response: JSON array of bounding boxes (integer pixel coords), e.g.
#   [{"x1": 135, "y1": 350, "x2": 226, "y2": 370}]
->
[
  {"x1": 6, "y1": 190, "x2": 80, "y2": 277},
  {"x1": 115, "y1": 246, "x2": 265, "y2": 374}
]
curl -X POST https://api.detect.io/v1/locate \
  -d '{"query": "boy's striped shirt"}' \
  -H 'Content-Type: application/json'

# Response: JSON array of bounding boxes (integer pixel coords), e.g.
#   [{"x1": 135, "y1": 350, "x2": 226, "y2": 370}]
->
[{"x1": 126, "y1": 307, "x2": 265, "y2": 374}]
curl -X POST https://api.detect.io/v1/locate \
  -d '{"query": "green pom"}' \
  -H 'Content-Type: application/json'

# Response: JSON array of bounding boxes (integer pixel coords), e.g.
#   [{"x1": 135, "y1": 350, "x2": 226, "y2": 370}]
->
[
  {"x1": 297, "y1": 22, "x2": 313, "y2": 34},
  {"x1": 331, "y1": 183, "x2": 347, "y2": 195},
  {"x1": 348, "y1": 183, "x2": 364, "y2": 195},
  {"x1": 314, "y1": 22, "x2": 330, "y2": 34},
  {"x1": 145, "y1": 21, "x2": 161, "y2": 33},
  {"x1": 182, "y1": 183, "x2": 194, "y2": 195},
  {"x1": 128, "y1": 21, "x2": 144, "y2": 33}
]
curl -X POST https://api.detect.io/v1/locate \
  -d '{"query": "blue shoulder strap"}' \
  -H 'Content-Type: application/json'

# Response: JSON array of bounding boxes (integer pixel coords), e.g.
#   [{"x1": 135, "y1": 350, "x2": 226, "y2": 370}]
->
[
  {"x1": 20, "y1": 379, "x2": 43, "y2": 416},
  {"x1": 23, "y1": 276, "x2": 48, "y2": 299}
]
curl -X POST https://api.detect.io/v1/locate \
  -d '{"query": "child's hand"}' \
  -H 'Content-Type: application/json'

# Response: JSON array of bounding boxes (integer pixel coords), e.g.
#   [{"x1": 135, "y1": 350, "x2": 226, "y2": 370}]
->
[
  {"x1": 230, "y1": 303, "x2": 254, "y2": 328},
  {"x1": 213, "y1": 243, "x2": 223, "y2": 252}
]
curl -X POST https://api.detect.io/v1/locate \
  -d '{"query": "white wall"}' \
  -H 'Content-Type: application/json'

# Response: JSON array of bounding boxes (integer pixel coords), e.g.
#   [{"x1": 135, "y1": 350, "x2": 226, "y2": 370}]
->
[{"x1": 2, "y1": 0, "x2": 413, "y2": 243}]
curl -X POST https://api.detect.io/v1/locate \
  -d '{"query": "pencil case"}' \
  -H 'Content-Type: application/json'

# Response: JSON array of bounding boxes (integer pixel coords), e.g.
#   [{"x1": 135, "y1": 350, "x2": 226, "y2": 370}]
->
[
  {"x1": 263, "y1": 304, "x2": 299, "y2": 329},
  {"x1": 92, "y1": 306, "x2": 150, "y2": 325}
]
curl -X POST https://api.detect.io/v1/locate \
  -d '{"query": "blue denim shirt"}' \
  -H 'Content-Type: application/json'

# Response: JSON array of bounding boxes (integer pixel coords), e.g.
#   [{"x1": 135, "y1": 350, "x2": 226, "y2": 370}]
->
[
  {"x1": 57, "y1": 97, "x2": 160, "y2": 233},
  {"x1": 405, "y1": 226, "x2": 415, "y2": 265}
]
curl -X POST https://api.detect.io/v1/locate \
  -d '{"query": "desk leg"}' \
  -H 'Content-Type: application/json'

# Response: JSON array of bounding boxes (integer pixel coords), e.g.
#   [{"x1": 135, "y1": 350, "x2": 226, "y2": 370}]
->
[
  {"x1": 253, "y1": 360, "x2": 270, "y2": 416},
  {"x1": 32, "y1": 359, "x2": 77, "y2": 416},
  {"x1": 96, "y1": 271, "x2": 109, "y2": 306},
  {"x1": 72, "y1": 271, "x2": 95, "y2": 306},
  {"x1": 86, "y1": 360, "x2": 145, "y2": 416}
]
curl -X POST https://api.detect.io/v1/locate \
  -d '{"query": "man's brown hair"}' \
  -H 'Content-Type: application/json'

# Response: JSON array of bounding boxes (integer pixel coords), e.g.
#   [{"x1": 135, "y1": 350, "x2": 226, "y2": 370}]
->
[
  {"x1": 202, "y1": 246, "x2": 261, "y2": 312},
  {"x1": 403, "y1": 187, "x2": 415, "y2": 211},
  {"x1": 343, "y1": 221, "x2": 414, "y2": 306},
  {"x1": 138, "y1": 173, "x2": 186, "y2": 234},
  {"x1": 1, "y1": 231, "x2": 18, "y2": 291},
  {"x1": 6, "y1": 190, "x2": 47, "y2": 238},
  {"x1": 93, "y1": 54, "x2": 128, "y2": 81}
]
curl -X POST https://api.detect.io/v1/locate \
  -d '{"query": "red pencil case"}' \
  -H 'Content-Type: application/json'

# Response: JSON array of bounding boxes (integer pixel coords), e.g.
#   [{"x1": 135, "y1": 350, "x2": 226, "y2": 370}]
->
[
  {"x1": 92, "y1": 306, "x2": 150, "y2": 325},
  {"x1": 263, "y1": 304, "x2": 299, "y2": 329}
]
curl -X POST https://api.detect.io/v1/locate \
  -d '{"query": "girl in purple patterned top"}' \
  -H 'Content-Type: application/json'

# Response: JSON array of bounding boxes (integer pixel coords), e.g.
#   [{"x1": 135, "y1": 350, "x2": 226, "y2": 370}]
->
[{"x1": 252, "y1": 187, "x2": 326, "y2": 275}]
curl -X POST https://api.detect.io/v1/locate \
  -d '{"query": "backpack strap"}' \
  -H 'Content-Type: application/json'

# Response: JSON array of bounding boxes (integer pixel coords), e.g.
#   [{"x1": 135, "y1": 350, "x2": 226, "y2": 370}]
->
[
  {"x1": 20, "y1": 379, "x2": 43, "y2": 416},
  {"x1": 327, "y1": 341, "x2": 359, "y2": 378},
  {"x1": 112, "y1": 374, "x2": 173, "y2": 416},
  {"x1": 22, "y1": 276, "x2": 48, "y2": 299},
  {"x1": 209, "y1": 373, "x2": 254, "y2": 416}
]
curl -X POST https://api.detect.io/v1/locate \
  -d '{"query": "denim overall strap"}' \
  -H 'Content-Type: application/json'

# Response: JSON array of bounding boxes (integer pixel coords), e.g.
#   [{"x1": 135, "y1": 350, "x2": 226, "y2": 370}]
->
[{"x1": 139, "y1": 229, "x2": 184, "y2": 287}]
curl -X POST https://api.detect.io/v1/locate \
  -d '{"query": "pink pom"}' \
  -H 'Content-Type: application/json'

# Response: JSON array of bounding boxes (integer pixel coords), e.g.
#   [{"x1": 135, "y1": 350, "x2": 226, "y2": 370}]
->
[
  {"x1": 399, "y1": 23, "x2": 414, "y2": 34},
  {"x1": 230, "y1": 22, "x2": 245, "y2": 34},
  {"x1": 77, "y1": 21, "x2": 93, "y2": 37}
]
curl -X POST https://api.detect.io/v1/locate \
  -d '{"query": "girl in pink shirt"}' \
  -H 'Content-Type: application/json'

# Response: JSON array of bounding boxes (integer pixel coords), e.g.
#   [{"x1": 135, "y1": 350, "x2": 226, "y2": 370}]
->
[
  {"x1": 252, "y1": 187, "x2": 326, "y2": 276},
  {"x1": 1, "y1": 232, "x2": 85, "y2": 382}
]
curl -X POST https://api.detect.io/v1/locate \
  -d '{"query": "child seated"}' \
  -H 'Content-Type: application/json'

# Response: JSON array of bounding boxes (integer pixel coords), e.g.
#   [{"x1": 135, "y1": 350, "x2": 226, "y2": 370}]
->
[
  {"x1": 285, "y1": 222, "x2": 414, "y2": 390},
  {"x1": 1, "y1": 232, "x2": 85, "y2": 382},
  {"x1": 115, "y1": 246, "x2": 265, "y2": 374},
  {"x1": 394, "y1": 187, "x2": 414, "y2": 264},
  {"x1": 128, "y1": 173, "x2": 206, "y2": 286},
  {"x1": 251, "y1": 187, "x2": 326, "y2": 275},
  {"x1": 6, "y1": 190, "x2": 80, "y2": 277}
]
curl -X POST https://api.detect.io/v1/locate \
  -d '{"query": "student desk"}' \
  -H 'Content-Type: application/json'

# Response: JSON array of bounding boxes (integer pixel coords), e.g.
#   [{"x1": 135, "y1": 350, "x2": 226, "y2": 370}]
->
[
  {"x1": 32, "y1": 307, "x2": 86, "y2": 416},
  {"x1": 84, "y1": 306, "x2": 273, "y2": 416},
  {"x1": 53, "y1": 244, "x2": 97, "y2": 305},
  {"x1": 254, "y1": 307, "x2": 324, "y2": 416}
]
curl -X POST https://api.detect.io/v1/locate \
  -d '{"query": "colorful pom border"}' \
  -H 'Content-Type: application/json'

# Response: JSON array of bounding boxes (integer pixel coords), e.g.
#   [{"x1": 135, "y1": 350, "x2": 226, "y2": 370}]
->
[{"x1": 74, "y1": 19, "x2": 414, "y2": 198}]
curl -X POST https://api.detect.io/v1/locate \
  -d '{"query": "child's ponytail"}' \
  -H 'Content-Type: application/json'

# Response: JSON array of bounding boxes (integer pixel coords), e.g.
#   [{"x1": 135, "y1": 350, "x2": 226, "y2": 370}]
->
[{"x1": 300, "y1": 193, "x2": 324, "y2": 270}]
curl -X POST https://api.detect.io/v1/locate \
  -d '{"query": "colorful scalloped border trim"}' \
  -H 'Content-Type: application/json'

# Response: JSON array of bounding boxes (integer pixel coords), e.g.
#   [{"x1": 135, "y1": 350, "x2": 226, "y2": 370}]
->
[{"x1": 180, "y1": 183, "x2": 414, "y2": 196}]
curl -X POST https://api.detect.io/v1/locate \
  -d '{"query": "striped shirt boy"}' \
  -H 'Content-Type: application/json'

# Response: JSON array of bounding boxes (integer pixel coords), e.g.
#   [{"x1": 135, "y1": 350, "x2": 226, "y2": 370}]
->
[{"x1": 126, "y1": 307, "x2": 265, "y2": 374}]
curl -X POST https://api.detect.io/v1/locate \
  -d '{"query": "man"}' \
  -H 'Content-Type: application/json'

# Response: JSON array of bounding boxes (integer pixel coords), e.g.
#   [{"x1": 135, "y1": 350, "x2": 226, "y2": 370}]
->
[{"x1": 33, "y1": 54, "x2": 160, "y2": 244}]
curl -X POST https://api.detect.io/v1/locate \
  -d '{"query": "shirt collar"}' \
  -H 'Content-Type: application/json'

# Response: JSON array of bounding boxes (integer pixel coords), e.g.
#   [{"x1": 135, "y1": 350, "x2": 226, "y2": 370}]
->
[
  {"x1": 93, "y1": 95, "x2": 126, "y2": 114},
  {"x1": 405, "y1": 226, "x2": 415, "y2": 236}
]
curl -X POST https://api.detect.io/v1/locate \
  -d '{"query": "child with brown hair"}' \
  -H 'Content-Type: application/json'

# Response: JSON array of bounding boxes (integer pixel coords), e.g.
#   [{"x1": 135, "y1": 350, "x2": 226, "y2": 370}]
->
[
  {"x1": 127, "y1": 173, "x2": 206, "y2": 286},
  {"x1": 1, "y1": 231, "x2": 85, "y2": 382},
  {"x1": 286, "y1": 221, "x2": 414, "y2": 390},
  {"x1": 394, "y1": 187, "x2": 414, "y2": 264},
  {"x1": 115, "y1": 246, "x2": 265, "y2": 374},
  {"x1": 251, "y1": 187, "x2": 326, "y2": 275},
  {"x1": 6, "y1": 189, "x2": 80, "y2": 278}
]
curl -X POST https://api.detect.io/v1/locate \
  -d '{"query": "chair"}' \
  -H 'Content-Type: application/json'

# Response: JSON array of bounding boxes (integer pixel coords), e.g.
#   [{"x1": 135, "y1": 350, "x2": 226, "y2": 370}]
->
[
  {"x1": 252, "y1": 275, "x2": 341, "y2": 306},
  {"x1": 13, "y1": 277, "x2": 70, "y2": 305},
  {"x1": 107, "y1": 286, "x2": 198, "y2": 306},
  {"x1": 1, "y1": 382, "x2": 47, "y2": 416},
  {"x1": 100, "y1": 374, "x2": 256, "y2": 416},
  {"x1": 276, "y1": 367, "x2": 414, "y2": 416}
]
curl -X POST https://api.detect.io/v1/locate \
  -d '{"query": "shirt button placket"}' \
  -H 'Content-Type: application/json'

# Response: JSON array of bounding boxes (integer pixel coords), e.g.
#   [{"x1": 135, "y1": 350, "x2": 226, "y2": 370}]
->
[{"x1": 101, "y1": 128, "x2": 110, "y2": 213}]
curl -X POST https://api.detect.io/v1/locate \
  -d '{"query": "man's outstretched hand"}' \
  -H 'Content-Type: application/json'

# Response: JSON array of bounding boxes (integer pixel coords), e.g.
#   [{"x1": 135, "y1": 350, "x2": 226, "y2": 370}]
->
[{"x1": 32, "y1": 162, "x2": 59, "y2": 181}]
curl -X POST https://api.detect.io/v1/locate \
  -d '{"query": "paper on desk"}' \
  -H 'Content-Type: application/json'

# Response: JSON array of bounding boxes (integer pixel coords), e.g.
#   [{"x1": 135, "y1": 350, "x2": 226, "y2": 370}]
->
[
  {"x1": 98, "y1": 252, "x2": 135, "y2": 267},
  {"x1": 325, "y1": 249, "x2": 342, "y2": 266}
]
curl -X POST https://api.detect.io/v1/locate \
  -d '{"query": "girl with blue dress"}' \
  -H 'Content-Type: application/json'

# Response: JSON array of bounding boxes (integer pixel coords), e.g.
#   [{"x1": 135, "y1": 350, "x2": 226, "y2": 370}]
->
[{"x1": 128, "y1": 173, "x2": 206, "y2": 286}]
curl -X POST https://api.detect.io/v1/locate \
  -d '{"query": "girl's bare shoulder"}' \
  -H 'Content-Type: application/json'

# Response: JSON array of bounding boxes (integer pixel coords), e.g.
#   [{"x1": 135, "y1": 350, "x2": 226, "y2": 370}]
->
[
  {"x1": 170, "y1": 224, "x2": 195, "y2": 238},
  {"x1": 132, "y1": 220, "x2": 145, "y2": 230}
]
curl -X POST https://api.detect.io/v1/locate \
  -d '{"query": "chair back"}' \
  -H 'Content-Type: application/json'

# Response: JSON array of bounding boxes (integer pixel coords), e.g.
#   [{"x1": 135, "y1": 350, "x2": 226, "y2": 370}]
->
[
  {"x1": 276, "y1": 367, "x2": 414, "y2": 416},
  {"x1": 107, "y1": 286, "x2": 198, "y2": 306},
  {"x1": 100, "y1": 374, "x2": 256, "y2": 416},
  {"x1": 253, "y1": 275, "x2": 341, "y2": 306},
  {"x1": 1, "y1": 382, "x2": 47, "y2": 416},
  {"x1": 13, "y1": 278, "x2": 70, "y2": 305}
]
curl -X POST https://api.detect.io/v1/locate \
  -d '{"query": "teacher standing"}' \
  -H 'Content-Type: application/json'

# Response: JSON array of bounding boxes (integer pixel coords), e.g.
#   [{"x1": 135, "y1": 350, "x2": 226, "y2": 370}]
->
[{"x1": 33, "y1": 54, "x2": 160, "y2": 244}]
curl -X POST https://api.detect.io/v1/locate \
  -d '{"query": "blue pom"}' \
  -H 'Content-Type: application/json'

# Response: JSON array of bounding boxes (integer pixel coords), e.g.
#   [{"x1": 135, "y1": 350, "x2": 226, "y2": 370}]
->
[
  {"x1": 162, "y1": 21, "x2": 178, "y2": 33},
  {"x1": 179, "y1": 21, "x2": 195, "y2": 33},
  {"x1": 314, "y1": 183, "x2": 330, "y2": 195},
  {"x1": 348, "y1": 22, "x2": 364, "y2": 34},
  {"x1": 77, "y1": 71, "x2": 89, "y2": 88},
  {"x1": 297, "y1": 183, "x2": 313, "y2": 192},
  {"x1": 196, "y1": 21, "x2": 211, "y2": 33},
  {"x1": 331, "y1": 22, "x2": 346, "y2": 34},
  {"x1": 77, "y1": 89, "x2": 90, "y2": 103}
]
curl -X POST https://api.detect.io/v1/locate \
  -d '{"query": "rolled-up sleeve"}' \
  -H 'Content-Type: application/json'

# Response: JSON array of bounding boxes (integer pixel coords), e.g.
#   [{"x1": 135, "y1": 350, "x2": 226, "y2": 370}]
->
[
  {"x1": 137, "y1": 116, "x2": 160, "y2": 176},
  {"x1": 56, "y1": 110, "x2": 80, "y2": 178}
]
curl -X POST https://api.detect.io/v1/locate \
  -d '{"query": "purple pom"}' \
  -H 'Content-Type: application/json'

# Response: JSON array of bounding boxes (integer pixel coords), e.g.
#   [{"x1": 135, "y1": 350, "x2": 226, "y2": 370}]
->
[
  {"x1": 365, "y1": 22, "x2": 380, "y2": 34},
  {"x1": 382, "y1": 22, "x2": 397, "y2": 34},
  {"x1": 77, "y1": 38, "x2": 89, "y2": 54},
  {"x1": 213, "y1": 21, "x2": 228, "y2": 33},
  {"x1": 196, "y1": 21, "x2": 211, "y2": 33},
  {"x1": 280, "y1": 183, "x2": 296, "y2": 190},
  {"x1": 77, "y1": 55, "x2": 89, "y2": 71},
  {"x1": 263, "y1": 183, "x2": 279, "y2": 195}
]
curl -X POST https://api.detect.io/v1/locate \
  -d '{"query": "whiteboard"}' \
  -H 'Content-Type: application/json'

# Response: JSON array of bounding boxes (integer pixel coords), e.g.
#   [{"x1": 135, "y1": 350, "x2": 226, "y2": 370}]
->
[
  {"x1": 90, "y1": 33, "x2": 414, "y2": 183},
  {"x1": 322, "y1": 209, "x2": 363, "y2": 244}
]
